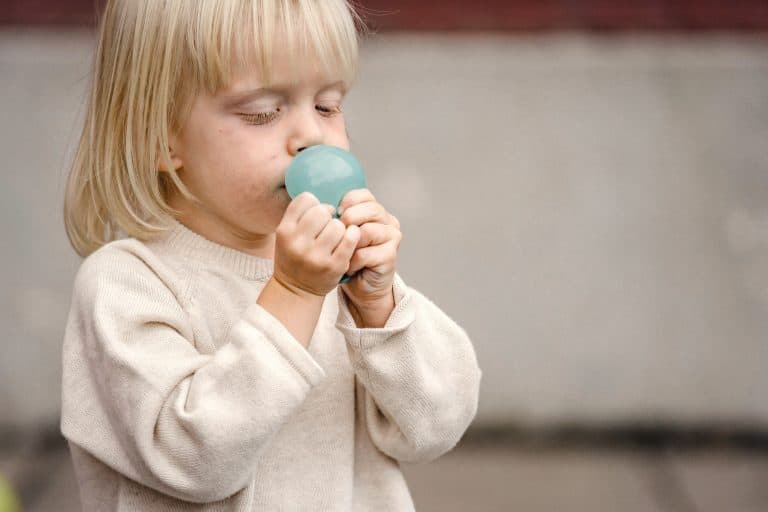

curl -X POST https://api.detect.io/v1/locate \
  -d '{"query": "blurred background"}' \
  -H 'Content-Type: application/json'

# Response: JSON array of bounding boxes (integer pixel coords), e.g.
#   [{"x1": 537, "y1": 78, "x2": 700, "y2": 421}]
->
[{"x1": 2, "y1": 0, "x2": 768, "y2": 510}]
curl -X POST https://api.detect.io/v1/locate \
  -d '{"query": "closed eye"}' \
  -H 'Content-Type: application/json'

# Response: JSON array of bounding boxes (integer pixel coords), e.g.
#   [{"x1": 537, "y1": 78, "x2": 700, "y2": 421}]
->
[
  {"x1": 317, "y1": 105, "x2": 342, "y2": 117},
  {"x1": 239, "y1": 111, "x2": 279, "y2": 125},
  {"x1": 239, "y1": 104, "x2": 341, "y2": 126}
]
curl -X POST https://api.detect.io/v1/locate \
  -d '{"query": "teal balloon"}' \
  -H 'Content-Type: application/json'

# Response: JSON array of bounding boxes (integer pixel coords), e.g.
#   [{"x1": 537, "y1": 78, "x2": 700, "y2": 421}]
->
[
  {"x1": 285, "y1": 145, "x2": 367, "y2": 217},
  {"x1": 285, "y1": 145, "x2": 368, "y2": 284}
]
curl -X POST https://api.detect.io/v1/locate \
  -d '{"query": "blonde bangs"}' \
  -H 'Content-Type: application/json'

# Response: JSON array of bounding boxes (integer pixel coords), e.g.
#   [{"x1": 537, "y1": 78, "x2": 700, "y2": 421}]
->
[
  {"x1": 184, "y1": 0, "x2": 362, "y2": 98},
  {"x1": 64, "y1": 0, "x2": 365, "y2": 257}
]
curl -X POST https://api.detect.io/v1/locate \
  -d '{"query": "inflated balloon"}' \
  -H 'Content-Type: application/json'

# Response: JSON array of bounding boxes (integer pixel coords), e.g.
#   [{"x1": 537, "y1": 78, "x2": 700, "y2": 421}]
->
[
  {"x1": 285, "y1": 144, "x2": 368, "y2": 284},
  {"x1": 285, "y1": 145, "x2": 367, "y2": 215}
]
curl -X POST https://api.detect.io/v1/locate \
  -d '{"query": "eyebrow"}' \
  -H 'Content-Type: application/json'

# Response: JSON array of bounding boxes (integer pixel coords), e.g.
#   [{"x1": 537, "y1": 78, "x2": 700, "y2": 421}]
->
[{"x1": 223, "y1": 80, "x2": 348, "y2": 107}]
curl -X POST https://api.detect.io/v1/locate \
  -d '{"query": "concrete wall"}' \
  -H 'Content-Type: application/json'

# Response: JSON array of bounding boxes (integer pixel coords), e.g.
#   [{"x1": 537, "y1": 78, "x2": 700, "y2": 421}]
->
[{"x1": 1, "y1": 29, "x2": 767, "y2": 429}]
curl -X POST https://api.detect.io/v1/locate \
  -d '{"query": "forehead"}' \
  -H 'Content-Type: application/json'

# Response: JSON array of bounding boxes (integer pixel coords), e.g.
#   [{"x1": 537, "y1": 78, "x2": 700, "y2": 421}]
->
[
  {"x1": 221, "y1": 28, "x2": 349, "y2": 94},
  {"x1": 231, "y1": 50, "x2": 321, "y2": 88}
]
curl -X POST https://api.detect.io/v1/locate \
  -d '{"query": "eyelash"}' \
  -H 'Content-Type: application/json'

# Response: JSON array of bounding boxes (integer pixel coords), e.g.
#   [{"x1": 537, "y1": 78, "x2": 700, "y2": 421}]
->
[{"x1": 239, "y1": 105, "x2": 343, "y2": 126}]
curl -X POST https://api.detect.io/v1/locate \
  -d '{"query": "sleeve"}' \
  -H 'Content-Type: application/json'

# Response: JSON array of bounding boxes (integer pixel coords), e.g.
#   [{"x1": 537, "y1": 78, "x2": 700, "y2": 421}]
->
[
  {"x1": 335, "y1": 272, "x2": 482, "y2": 464},
  {"x1": 60, "y1": 245, "x2": 326, "y2": 503}
]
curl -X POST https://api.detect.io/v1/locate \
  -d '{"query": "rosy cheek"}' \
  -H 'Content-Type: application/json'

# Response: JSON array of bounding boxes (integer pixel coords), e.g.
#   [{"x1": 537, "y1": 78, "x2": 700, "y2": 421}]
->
[{"x1": 331, "y1": 137, "x2": 350, "y2": 151}]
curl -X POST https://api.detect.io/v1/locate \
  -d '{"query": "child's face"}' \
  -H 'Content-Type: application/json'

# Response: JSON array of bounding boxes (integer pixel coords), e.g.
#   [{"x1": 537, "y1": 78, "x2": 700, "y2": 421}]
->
[{"x1": 165, "y1": 52, "x2": 351, "y2": 255}]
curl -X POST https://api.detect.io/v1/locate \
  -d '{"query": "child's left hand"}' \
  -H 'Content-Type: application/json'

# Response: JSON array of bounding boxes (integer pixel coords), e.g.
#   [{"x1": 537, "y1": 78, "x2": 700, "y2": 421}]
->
[{"x1": 337, "y1": 189, "x2": 402, "y2": 325}]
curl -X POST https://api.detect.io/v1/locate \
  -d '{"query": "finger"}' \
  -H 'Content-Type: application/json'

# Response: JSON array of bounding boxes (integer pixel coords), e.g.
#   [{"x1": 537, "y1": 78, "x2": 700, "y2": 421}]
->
[
  {"x1": 315, "y1": 217, "x2": 347, "y2": 252},
  {"x1": 287, "y1": 192, "x2": 320, "y2": 226},
  {"x1": 332, "y1": 224, "x2": 361, "y2": 264},
  {"x1": 297, "y1": 203, "x2": 336, "y2": 239},
  {"x1": 338, "y1": 188, "x2": 376, "y2": 215},
  {"x1": 357, "y1": 222, "x2": 398, "y2": 249},
  {"x1": 347, "y1": 239, "x2": 398, "y2": 275},
  {"x1": 340, "y1": 201, "x2": 390, "y2": 227}
]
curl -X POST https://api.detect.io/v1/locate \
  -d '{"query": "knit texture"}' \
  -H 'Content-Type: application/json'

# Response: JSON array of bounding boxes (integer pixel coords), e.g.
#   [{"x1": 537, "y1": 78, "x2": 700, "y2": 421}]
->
[{"x1": 60, "y1": 219, "x2": 482, "y2": 511}]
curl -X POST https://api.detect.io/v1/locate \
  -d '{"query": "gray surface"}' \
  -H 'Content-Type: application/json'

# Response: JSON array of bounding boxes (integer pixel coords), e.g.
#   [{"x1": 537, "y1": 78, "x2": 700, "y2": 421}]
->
[
  {"x1": 669, "y1": 452, "x2": 768, "y2": 512},
  {"x1": 2, "y1": 440, "x2": 767, "y2": 512},
  {"x1": 2, "y1": 29, "x2": 768, "y2": 429},
  {"x1": 404, "y1": 446, "x2": 663, "y2": 511}
]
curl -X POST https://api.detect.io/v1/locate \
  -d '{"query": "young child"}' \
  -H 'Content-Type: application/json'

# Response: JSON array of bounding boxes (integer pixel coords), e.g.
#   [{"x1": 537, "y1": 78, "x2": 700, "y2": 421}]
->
[{"x1": 60, "y1": 0, "x2": 482, "y2": 510}]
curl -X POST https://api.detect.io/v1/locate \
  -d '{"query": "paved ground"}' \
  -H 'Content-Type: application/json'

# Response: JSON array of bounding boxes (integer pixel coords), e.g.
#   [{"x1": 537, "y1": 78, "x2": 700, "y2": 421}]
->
[{"x1": 2, "y1": 430, "x2": 767, "y2": 511}]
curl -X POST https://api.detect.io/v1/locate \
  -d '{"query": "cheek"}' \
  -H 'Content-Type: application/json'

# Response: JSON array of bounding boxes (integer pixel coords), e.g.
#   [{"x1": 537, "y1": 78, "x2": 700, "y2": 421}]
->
[
  {"x1": 184, "y1": 119, "x2": 281, "y2": 190},
  {"x1": 326, "y1": 126, "x2": 350, "y2": 151},
  {"x1": 189, "y1": 128, "x2": 256, "y2": 181},
  {"x1": 183, "y1": 126, "x2": 235, "y2": 174},
  {"x1": 329, "y1": 117, "x2": 351, "y2": 149},
  {"x1": 334, "y1": 139, "x2": 351, "y2": 151}
]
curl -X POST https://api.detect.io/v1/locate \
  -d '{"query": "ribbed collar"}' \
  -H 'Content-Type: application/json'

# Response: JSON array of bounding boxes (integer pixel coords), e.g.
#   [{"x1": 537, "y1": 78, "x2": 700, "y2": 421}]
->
[{"x1": 158, "y1": 218, "x2": 275, "y2": 281}]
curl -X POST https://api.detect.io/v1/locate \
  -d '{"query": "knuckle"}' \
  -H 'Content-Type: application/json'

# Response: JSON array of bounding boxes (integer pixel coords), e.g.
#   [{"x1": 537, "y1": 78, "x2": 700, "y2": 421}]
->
[
  {"x1": 300, "y1": 191, "x2": 319, "y2": 204},
  {"x1": 309, "y1": 201, "x2": 325, "y2": 212},
  {"x1": 331, "y1": 218, "x2": 346, "y2": 233},
  {"x1": 339, "y1": 208, "x2": 353, "y2": 222},
  {"x1": 324, "y1": 221, "x2": 343, "y2": 240},
  {"x1": 306, "y1": 205, "x2": 328, "y2": 222},
  {"x1": 348, "y1": 224, "x2": 361, "y2": 240}
]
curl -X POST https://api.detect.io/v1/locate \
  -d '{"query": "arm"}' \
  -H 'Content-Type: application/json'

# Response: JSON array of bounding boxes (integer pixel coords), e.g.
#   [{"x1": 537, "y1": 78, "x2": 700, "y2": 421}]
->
[
  {"x1": 257, "y1": 276, "x2": 325, "y2": 349},
  {"x1": 60, "y1": 244, "x2": 325, "y2": 503},
  {"x1": 336, "y1": 272, "x2": 482, "y2": 463},
  {"x1": 344, "y1": 286, "x2": 395, "y2": 329}
]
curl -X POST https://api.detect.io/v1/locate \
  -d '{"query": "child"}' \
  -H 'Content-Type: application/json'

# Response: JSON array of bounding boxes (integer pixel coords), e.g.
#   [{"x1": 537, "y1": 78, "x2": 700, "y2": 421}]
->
[{"x1": 60, "y1": 0, "x2": 482, "y2": 510}]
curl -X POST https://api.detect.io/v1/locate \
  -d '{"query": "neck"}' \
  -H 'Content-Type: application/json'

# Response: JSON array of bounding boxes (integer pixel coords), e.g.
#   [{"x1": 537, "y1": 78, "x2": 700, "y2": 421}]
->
[{"x1": 168, "y1": 192, "x2": 277, "y2": 260}]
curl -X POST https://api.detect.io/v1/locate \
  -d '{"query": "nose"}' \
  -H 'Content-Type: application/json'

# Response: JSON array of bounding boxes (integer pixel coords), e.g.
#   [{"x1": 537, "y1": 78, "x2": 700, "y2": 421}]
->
[{"x1": 287, "y1": 105, "x2": 324, "y2": 156}]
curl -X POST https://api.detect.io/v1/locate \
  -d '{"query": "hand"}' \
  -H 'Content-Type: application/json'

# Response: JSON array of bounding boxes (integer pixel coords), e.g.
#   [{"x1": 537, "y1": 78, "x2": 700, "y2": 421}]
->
[
  {"x1": 272, "y1": 192, "x2": 361, "y2": 297},
  {"x1": 337, "y1": 189, "x2": 403, "y2": 321}
]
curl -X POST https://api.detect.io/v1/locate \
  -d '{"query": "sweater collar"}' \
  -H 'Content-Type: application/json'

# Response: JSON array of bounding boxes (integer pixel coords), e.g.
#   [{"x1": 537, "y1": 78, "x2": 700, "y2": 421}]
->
[{"x1": 160, "y1": 218, "x2": 275, "y2": 281}]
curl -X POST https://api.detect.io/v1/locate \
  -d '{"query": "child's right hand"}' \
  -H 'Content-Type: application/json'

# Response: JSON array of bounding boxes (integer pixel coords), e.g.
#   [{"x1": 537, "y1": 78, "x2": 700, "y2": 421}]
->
[{"x1": 272, "y1": 192, "x2": 361, "y2": 297}]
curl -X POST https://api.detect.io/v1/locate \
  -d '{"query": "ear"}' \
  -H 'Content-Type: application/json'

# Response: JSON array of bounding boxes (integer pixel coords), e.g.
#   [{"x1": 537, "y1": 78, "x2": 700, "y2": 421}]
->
[{"x1": 158, "y1": 135, "x2": 183, "y2": 173}]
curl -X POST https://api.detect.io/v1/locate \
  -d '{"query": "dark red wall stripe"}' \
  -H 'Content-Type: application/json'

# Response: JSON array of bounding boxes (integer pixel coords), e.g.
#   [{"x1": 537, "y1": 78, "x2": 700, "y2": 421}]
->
[
  {"x1": 1, "y1": 0, "x2": 767, "y2": 31},
  {"x1": 0, "y1": 0, "x2": 102, "y2": 25},
  {"x1": 355, "y1": 0, "x2": 768, "y2": 31}
]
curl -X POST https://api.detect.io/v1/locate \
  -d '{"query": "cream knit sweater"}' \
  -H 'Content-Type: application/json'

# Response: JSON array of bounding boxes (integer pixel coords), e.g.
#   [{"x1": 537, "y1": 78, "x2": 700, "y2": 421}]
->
[{"x1": 60, "y1": 219, "x2": 482, "y2": 511}]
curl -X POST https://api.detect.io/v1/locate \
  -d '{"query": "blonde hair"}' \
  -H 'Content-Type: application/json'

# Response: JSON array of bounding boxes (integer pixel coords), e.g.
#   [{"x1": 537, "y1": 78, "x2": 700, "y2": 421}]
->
[{"x1": 64, "y1": 0, "x2": 365, "y2": 257}]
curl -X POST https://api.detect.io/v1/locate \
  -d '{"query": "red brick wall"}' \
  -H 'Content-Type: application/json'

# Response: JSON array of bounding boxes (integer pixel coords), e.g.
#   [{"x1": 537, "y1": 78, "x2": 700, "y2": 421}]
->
[{"x1": 2, "y1": 0, "x2": 767, "y2": 31}]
